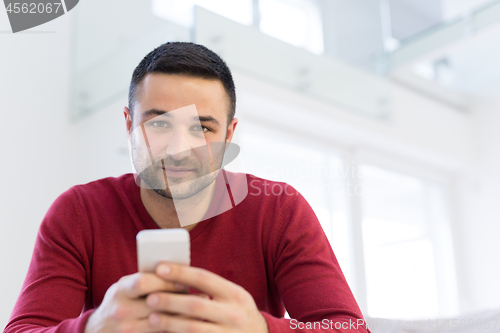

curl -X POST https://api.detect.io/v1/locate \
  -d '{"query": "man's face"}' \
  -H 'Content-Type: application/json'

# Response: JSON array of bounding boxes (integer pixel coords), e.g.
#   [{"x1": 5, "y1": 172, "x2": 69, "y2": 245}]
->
[{"x1": 124, "y1": 73, "x2": 237, "y2": 199}]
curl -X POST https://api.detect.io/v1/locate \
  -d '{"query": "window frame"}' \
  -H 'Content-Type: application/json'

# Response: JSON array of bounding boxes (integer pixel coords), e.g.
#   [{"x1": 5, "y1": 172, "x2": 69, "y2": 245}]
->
[{"x1": 237, "y1": 119, "x2": 460, "y2": 318}]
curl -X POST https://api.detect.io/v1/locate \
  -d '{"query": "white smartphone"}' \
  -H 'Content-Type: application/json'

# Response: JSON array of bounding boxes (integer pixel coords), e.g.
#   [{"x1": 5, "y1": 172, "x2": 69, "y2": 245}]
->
[{"x1": 136, "y1": 229, "x2": 191, "y2": 273}]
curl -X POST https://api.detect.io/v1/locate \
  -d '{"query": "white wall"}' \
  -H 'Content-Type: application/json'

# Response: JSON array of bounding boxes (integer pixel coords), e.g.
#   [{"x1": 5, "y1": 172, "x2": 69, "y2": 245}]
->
[
  {"x1": 442, "y1": 0, "x2": 494, "y2": 20},
  {"x1": 455, "y1": 97, "x2": 500, "y2": 313},
  {"x1": 69, "y1": 97, "x2": 133, "y2": 186},
  {"x1": 234, "y1": 72, "x2": 474, "y2": 172},
  {"x1": 0, "y1": 9, "x2": 75, "y2": 328},
  {"x1": 0, "y1": 5, "x2": 139, "y2": 327},
  {"x1": 0, "y1": 5, "x2": 484, "y2": 330}
]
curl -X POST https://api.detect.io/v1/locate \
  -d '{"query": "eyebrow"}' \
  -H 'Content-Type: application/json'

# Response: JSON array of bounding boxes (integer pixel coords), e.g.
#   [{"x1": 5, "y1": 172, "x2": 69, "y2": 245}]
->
[
  {"x1": 141, "y1": 109, "x2": 221, "y2": 126},
  {"x1": 195, "y1": 116, "x2": 220, "y2": 126},
  {"x1": 141, "y1": 109, "x2": 172, "y2": 119}
]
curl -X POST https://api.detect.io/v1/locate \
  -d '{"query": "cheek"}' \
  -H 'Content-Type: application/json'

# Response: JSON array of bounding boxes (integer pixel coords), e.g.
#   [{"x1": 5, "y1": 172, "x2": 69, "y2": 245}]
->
[
  {"x1": 147, "y1": 137, "x2": 165, "y2": 155},
  {"x1": 206, "y1": 137, "x2": 226, "y2": 153},
  {"x1": 131, "y1": 125, "x2": 146, "y2": 144},
  {"x1": 131, "y1": 136, "x2": 156, "y2": 165},
  {"x1": 203, "y1": 139, "x2": 227, "y2": 165},
  {"x1": 133, "y1": 129, "x2": 168, "y2": 155}
]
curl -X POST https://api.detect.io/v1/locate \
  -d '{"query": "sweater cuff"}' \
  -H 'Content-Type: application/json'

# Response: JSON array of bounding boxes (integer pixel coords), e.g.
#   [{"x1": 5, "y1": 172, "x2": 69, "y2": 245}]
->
[
  {"x1": 260, "y1": 311, "x2": 292, "y2": 332},
  {"x1": 61, "y1": 309, "x2": 96, "y2": 333},
  {"x1": 78, "y1": 309, "x2": 95, "y2": 332},
  {"x1": 4, "y1": 309, "x2": 96, "y2": 333}
]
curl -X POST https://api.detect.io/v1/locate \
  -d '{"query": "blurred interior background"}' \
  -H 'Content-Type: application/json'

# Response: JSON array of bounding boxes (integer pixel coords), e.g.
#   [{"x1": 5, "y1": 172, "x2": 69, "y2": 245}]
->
[{"x1": 2, "y1": 0, "x2": 500, "y2": 330}]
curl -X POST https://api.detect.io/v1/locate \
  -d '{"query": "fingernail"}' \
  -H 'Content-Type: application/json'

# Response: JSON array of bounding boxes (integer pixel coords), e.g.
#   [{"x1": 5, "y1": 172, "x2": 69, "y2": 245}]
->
[
  {"x1": 147, "y1": 294, "x2": 159, "y2": 307},
  {"x1": 158, "y1": 264, "x2": 170, "y2": 277},
  {"x1": 150, "y1": 313, "x2": 160, "y2": 326}
]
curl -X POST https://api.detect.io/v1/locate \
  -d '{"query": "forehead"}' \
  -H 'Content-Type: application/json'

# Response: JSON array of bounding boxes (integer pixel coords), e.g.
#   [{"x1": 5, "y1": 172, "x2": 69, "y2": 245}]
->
[{"x1": 134, "y1": 73, "x2": 229, "y2": 122}]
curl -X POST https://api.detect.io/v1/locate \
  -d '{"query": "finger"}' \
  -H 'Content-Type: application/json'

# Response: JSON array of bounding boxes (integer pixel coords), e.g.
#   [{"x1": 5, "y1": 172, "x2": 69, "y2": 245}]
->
[
  {"x1": 156, "y1": 263, "x2": 245, "y2": 302},
  {"x1": 149, "y1": 311, "x2": 222, "y2": 333},
  {"x1": 118, "y1": 272, "x2": 182, "y2": 299},
  {"x1": 115, "y1": 317, "x2": 167, "y2": 333},
  {"x1": 110, "y1": 298, "x2": 155, "y2": 321},
  {"x1": 192, "y1": 293, "x2": 211, "y2": 299},
  {"x1": 172, "y1": 282, "x2": 189, "y2": 294},
  {"x1": 146, "y1": 292, "x2": 229, "y2": 324}
]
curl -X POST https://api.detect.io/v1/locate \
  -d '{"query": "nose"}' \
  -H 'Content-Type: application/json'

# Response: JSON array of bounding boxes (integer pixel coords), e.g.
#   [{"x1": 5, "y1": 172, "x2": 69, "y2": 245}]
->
[{"x1": 165, "y1": 130, "x2": 192, "y2": 160}]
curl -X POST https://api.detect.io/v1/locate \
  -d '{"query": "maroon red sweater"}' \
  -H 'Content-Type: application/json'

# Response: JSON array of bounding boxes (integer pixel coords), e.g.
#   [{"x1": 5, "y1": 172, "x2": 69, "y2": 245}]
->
[{"x1": 5, "y1": 172, "x2": 369, "y2": 332}]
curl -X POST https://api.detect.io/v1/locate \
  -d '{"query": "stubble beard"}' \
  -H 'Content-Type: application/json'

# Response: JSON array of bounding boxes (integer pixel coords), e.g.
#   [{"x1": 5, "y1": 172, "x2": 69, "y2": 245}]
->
[{"x1": 131, "y1": 138, "x2": 226, "y2": 200}]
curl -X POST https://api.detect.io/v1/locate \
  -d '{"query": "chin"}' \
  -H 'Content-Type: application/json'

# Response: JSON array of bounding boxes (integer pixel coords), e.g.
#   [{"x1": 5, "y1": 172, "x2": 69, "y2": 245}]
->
[
  {"x1": 153, "y1": 188, "x2": 174, "y2": 199},
  {"x1": 169, "y1": 172, "x2": 218, "y2": 199}
]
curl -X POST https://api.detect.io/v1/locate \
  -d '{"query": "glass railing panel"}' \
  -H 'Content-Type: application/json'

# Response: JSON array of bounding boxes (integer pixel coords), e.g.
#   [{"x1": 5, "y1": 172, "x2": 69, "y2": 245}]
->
[
  {"x1": 194, "y1": 7, "x2": 392, "y2": 120},
  {"x1": 72, "y1": 2, "x2": 392, "y2": 121}
]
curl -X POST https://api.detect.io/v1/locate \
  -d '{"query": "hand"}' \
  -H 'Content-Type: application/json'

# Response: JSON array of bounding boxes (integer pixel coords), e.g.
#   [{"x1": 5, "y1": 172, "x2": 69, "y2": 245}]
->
[
  {"x1": 84, "y1": 271, "x2": 191, "y2": 333},
  {"x1": 145, "y1": 262, "x2": 269, "y2": 333}
]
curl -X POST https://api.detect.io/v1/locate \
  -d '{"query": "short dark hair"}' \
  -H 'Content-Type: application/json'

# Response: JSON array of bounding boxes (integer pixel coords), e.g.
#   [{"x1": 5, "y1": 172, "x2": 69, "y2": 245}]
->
[{"x1": 128, "y1": 42, "x2": 236, "y2": 124}]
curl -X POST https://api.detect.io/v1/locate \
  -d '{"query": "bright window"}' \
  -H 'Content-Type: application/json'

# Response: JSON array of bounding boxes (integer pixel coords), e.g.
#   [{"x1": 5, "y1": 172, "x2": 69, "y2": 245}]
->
[
  {"x1": 258, "y1": 0, "x2": 324, "y2": 54},
  {"x1": 238, "y1": 121, "x2": 458, "y2": 320},
  {"x1": 359, "y1": 165, "x2": 457, "y2": 319},
  {"x1": 152, "y1": 0, "x2": 324, "y2": 54},
  {"x1": 152, "y1": 0, "x2": 253, "y2": 27},
  {"x1": 238, "y1": 122, "x2": 354, "y2": 288}
]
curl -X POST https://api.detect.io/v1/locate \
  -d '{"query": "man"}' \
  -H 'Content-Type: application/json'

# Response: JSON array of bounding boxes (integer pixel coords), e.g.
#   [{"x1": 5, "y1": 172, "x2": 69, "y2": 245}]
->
[{"x1": 5, "y1": 42, "x2": 370, "y2": 333}]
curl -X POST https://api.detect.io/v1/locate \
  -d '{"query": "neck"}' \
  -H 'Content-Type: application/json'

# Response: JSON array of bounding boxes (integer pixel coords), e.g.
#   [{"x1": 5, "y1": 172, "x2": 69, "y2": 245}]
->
[{"x1": 139, "y1": 178, "x2": 217, "y2": 231}]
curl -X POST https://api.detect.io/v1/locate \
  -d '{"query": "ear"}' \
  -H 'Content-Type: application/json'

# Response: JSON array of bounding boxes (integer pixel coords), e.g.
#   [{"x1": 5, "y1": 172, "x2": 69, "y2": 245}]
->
[
  {"x1": 225, "y1": 118, "x2": 238, "y2": 144},
  {"x1": 124, "y1": 106, "x2": 132, "y2": 140}
]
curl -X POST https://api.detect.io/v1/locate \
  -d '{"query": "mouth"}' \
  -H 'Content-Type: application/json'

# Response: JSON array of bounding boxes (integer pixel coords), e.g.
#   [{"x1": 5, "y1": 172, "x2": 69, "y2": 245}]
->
[{"x1": 162, "y1": 167, "x2": 195, "y2": 177}]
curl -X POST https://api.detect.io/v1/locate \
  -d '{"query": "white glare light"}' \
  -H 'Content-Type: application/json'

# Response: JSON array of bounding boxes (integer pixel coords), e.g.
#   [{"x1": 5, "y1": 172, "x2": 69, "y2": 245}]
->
[{"x1": 152, "y1": 0, "x2": 253, "y2": 27}]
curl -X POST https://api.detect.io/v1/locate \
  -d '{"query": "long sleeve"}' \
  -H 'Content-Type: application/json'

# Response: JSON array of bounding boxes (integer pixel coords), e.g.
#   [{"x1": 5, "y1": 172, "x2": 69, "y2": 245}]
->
[
  {"x1": 263, "y1": 187, "x2": 370, "y2": 332},
  {"x1": 4, "y1": 173, "x2": 371, "y2": 332},
  {"x1": 4, "y1": 189, "x2": 94, "y2": 333}
]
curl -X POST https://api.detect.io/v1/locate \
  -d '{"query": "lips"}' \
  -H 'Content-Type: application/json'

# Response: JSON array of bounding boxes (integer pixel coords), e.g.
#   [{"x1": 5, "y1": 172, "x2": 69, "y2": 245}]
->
[{"x1": 162, "y1": 167, "x2": 194, "y2": 177}]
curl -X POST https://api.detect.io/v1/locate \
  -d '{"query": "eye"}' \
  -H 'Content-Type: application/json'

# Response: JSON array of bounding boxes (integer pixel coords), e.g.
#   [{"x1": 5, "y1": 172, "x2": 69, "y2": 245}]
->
[
  {"x1": 191, "y1": 125, "x2": 210, "y2": 132},
  {"x1": 151, "y1": 121, "x2": 168, "y2": 128}
]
